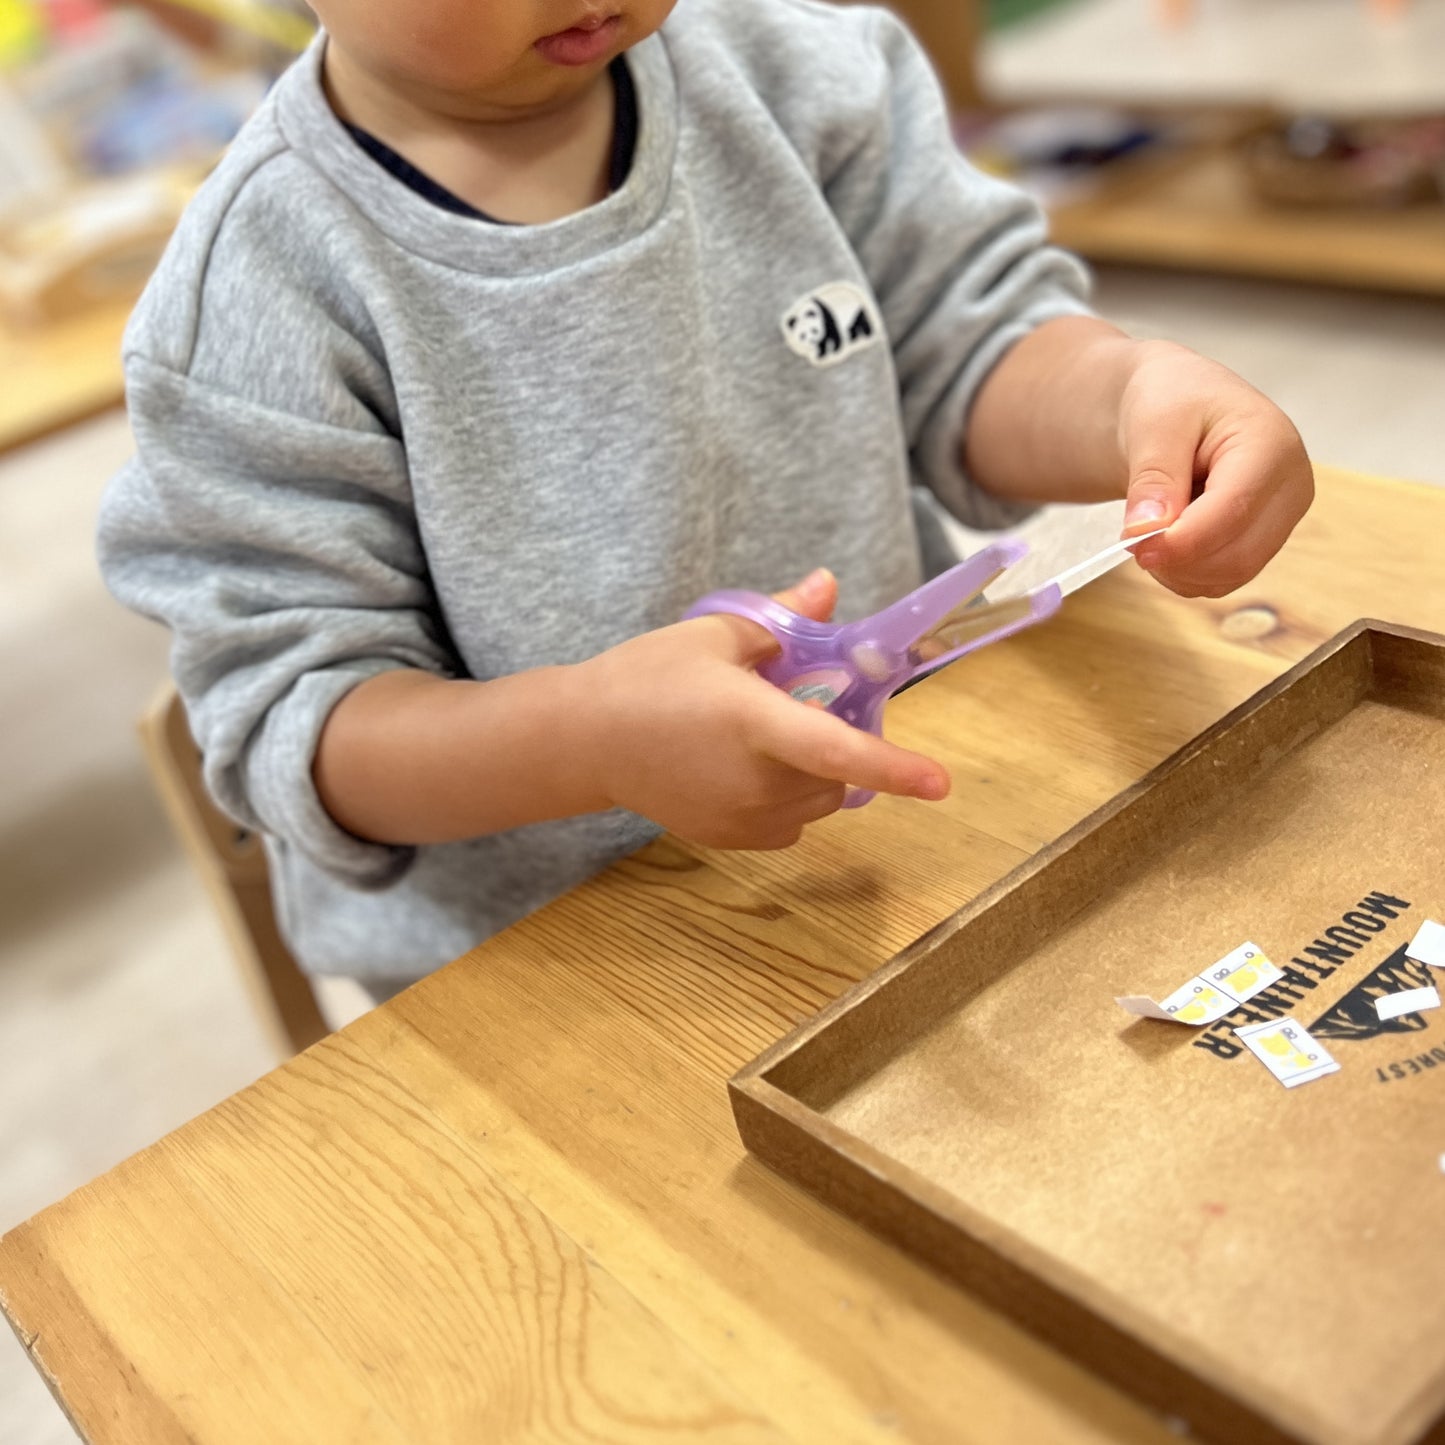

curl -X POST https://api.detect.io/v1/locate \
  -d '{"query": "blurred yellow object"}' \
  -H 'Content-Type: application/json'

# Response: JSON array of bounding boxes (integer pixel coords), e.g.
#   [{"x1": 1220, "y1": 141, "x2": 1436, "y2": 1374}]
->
[
  {"x1": 0, "y1": 0, "x2": 43, "y2": 67},
  {"x1": 157, "y1": 0, "x2": 312, "y2": 53},
  {"x1": 966, "y1": 145, "x2": 1018, "y2": 179},
  {"x1": 0, "y1": 165, "x2": 203, "y2": 325}
]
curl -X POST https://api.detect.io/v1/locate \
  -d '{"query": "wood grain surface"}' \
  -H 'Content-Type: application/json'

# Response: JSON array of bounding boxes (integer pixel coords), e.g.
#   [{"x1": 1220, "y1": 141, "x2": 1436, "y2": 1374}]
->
[{"x1": 3, "y1": 466, "x2": 1442, "y2": 1445}]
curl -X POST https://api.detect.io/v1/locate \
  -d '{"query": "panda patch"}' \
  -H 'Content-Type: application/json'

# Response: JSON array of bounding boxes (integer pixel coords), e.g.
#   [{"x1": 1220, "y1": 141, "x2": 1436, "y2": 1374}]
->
[{"x1": 781, "y1": 282, "x2": 882, "y2": 368}]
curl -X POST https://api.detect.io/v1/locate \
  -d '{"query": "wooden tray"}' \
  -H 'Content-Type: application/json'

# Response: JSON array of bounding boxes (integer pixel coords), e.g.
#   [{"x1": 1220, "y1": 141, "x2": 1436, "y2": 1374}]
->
[{"x1": 732, "y1": 620, "x2": 1445, "y2": 1445}]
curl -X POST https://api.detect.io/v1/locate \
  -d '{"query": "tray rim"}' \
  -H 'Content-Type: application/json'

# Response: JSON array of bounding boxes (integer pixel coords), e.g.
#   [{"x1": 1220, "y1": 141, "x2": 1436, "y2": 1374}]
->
[{"x1": 730, "y1": 617, "x2": 1445, "y2": 1445}]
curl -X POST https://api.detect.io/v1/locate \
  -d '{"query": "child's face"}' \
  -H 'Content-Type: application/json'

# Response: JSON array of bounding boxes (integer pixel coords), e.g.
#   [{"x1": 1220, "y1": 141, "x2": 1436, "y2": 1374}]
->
[{"x1": 311, "y1": 0, "x2": 678, "y2": 114}]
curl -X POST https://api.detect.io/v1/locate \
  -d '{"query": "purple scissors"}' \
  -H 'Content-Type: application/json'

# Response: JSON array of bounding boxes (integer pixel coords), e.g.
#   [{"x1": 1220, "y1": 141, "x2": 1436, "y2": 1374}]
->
[{"x1": 685, "y1": 529, "x2": 1163, "y2": 808}]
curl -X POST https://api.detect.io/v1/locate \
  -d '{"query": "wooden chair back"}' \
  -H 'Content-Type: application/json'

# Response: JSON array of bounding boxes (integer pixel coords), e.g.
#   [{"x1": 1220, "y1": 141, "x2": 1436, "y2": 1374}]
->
[
  {"x1": 137, "y1": 685, "x2": 328, "y2": 1057},
  {"x1": 838, "y1": 0, "x2": 982, "y2": 108}
]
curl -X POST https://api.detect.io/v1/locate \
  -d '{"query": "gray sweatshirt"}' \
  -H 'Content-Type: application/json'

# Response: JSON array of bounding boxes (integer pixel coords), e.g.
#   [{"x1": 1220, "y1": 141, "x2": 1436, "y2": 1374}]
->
[{"x1": 98, "y1": 0, "x2": 1090, "y2": 981}]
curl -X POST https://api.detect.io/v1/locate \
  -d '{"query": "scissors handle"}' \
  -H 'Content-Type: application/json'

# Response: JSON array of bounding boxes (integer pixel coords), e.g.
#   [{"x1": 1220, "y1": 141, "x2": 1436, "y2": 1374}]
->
[
  {"x1": 683, "y1": 588, "x2": 891, "y2": 808},
  {"x1": 684, "y1": 540, "x2": 1049, "y2": 810}
]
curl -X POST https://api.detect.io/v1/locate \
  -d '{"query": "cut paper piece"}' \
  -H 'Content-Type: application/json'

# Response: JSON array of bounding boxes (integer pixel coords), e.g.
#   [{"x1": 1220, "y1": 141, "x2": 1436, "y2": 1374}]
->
[
  {"x1": 1116, "y1": 942, "x2": 1283, "y2": 1026},
  {"x1": 1235, "y1": 1017, "x2": 1340, "y2": 1089},
  {"x1": 1376, "y1": 985, "x2": 1442, "y2": 1021},
  {"x1": 1405, "y1": 919, "x2": 1445, "y2": 970}
]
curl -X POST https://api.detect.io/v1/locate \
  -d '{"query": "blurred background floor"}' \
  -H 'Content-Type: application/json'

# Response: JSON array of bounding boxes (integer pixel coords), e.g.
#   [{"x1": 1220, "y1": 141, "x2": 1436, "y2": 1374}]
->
[{"x1": 3, "y1": 263, "x2": 1443, "y2": 1443}]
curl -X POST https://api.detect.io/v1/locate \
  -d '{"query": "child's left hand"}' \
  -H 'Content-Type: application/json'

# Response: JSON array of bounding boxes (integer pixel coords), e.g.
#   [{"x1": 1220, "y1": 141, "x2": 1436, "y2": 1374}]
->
[{"x1": 1114, "y1": 341, "x2": 1313, "y2": 598}]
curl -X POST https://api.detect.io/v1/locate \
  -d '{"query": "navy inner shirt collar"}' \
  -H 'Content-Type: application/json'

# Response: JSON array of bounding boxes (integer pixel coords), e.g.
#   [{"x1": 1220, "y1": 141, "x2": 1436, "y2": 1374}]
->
[{"x1": 343, "y1": 56, "x2": 639, "y2": 225}]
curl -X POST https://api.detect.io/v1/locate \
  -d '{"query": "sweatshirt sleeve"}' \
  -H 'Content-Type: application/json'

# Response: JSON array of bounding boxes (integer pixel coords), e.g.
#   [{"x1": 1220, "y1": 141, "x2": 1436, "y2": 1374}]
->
[
  {"x1": 820, "y1": 7, "x2": 1093, "y2": 528},
  {"x1": 98, "y1": 355, "x2": 456, "y2": 888}
]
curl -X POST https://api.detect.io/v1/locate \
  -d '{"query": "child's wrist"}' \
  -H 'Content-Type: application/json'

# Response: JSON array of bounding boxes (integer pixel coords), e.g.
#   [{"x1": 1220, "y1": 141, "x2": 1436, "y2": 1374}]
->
[
  {"x1": 548, "y1": 658, "x2": 628, "y2": 815},
  {"x1": 1070, "y1": 328, "x2": 1149, "y2": 496},
  {"x1": 401, "y1": 664, "x2": 618, "y2": 833}
]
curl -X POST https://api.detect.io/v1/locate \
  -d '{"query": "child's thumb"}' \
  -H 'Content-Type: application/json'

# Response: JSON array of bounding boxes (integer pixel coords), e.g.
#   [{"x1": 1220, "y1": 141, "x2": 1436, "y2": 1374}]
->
[
  {"x1": 772, "y1": 567, "x2": 837, "y2": 622},
  {"x1": 1121, "y1": 450, "x2": 1190, "y2": 537}
]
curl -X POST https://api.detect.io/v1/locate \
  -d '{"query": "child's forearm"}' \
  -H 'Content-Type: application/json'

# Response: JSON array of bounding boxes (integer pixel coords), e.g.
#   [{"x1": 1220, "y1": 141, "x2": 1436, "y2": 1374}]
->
[
  {"x1": 963, "y1": 315, "x2": 1140, "y2": 506},
  {"x1": 311, "y1": 579, "x2": 953, "y2": 855},
  {"x1": 313, "y1": 667, "x2": 609, "y2": 845}
]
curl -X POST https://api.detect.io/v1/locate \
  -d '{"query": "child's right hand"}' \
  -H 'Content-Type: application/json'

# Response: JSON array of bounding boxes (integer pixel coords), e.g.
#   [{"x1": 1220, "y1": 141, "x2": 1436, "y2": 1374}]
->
[{"x1": 578, "y1": 569, "x2": 952, "y2": 850}]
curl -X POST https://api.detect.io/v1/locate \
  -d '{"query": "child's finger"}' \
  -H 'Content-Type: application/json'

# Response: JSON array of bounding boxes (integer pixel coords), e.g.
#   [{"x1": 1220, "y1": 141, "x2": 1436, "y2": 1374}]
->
[
  {"x1": 695, "y1": 567, "x2": 838, "y2": 669},
  {"x1": 1140, "y1": 487, "x2": 1307, "y2": 597},
  {"x1": 776, "y1": 781, "x2": 850, "y2": 826},
  {"x1": 747, "y1": 686, "x2": 949, "y2": 800},
  {"x1": 724, "y1": 786, "x2": 850, "y2": 851},
  {"x1": 1131, "y1": 441, "x2": 1311, "y2": 595},
  {"x1": 1120, "y1": 411, "x2": 1199, "y2": 537},
  {"x1": 771, "y1": 567, "x2": 837, "y2": 622},
  {"x1": 1144, "y1": 435, "x2": 1308, "y2": 557}
]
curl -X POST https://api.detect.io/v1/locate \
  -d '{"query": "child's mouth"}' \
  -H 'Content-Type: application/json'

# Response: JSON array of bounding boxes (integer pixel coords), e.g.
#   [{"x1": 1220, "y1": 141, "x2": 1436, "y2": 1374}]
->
[{"x1": 534, "y1": 13, "x2": 622, "y2": 67}]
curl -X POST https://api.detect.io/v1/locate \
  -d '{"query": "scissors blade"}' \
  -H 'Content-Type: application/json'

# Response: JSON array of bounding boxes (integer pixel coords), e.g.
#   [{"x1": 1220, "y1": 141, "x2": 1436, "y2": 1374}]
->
[{"x1": 910, "y1": 527, "x2": 1165, "y2": 663}]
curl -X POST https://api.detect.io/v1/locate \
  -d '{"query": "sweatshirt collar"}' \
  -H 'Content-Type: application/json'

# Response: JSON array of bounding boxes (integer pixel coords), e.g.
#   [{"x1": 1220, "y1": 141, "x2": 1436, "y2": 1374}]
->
[{"x1": 274, "y1": 31, "x2": 679, "y2": 275}]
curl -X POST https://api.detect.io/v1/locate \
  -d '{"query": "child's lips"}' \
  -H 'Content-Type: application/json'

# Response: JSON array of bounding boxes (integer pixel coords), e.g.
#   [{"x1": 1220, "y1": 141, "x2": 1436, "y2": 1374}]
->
[{"x1": 534, "y1": 13, "x2": 622, "y2": 66}]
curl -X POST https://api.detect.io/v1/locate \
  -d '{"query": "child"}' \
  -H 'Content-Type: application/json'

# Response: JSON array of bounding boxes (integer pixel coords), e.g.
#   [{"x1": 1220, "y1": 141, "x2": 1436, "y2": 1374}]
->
[{"x1": 98, "y1": 0, "x2": 1313, "y2": 993}]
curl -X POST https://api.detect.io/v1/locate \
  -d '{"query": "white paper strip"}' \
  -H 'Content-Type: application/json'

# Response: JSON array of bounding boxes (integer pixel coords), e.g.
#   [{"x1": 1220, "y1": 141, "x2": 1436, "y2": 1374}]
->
[
  {"x1": 1235, "y1": 1017, "x2": 1340, "y2": 1089},
  {"x1": 1114, "y1": 994, "x2": 1178, "y2": 1022},
  {"x1": 1049, "y1": 528, "x2": 1168, "y2": 599},
  {"x1": 1116, "y1": 943, "x2": 1283, "y2": 1026},
  {"x1": 1405, "y1": 919, "x2": 1445, "y2": 970},
  {"x1": 1376, "y1": 986, "x2": 1442, "y2": 1021}
]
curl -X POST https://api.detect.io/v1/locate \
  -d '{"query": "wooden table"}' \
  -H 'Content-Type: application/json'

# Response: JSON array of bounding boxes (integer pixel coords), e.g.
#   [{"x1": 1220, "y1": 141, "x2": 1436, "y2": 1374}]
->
[{"x1": 3, "y1": 465, "x2": 1442, "y2": 1445}]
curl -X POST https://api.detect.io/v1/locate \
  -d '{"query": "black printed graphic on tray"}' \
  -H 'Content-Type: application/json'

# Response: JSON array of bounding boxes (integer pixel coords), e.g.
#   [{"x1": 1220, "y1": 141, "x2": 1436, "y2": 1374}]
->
[
  {"x1": 1307, "y1": 942, "x2": 1436, "y2": 1042},
  {"x1": 1189, "y1": 889, "x2": 1413, "y2": 1062}
]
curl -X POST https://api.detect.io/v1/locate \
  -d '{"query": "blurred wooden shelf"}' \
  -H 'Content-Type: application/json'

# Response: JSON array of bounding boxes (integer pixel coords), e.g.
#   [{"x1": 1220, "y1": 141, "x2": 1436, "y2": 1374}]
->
[
  {"x1": 1049, "y1": 144, "x2": 1445, "y2": 295},
  {"x1": 0, "y1": 299, "x2": 130, "y2": 454}
]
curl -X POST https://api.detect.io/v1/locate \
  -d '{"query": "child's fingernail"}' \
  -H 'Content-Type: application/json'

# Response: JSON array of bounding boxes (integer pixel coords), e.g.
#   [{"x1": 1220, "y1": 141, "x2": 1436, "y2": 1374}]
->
[
  {"x1": 796, "y1": 568, "x2": 831, "y2": 603},
  {"x1": 916, "y1": 771, "x2": 949, "y2": 801},
  {"x1": 1124, "y1": 498, "x2": 1168, "y2": 531}
]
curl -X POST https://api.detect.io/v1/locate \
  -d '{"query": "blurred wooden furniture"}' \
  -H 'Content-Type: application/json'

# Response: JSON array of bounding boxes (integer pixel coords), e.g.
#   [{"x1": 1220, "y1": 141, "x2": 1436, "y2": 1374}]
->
[
  {"x1": 986, "y1": 0, "x2": 1445, "y2": 296},
  {"x1": 880, "y1": 0, "x2": 981, "y2": 108},
  {"x1": 0, "y1": 167, "x2": 203, "y2": 451},
  {"x1": 0, "y1": 166, "x2": 201, "y2": 327},
  {"x1": 3, "y1": 466, "x2": 1443, "y2": 1445},
  {"x1": 1158, "y1": 0, "x2": 1411, "y2": 20},
  {"x1": 0, "y1": 297, "x2": 131, "y2": 452},
  {"x1": 1049, "y1": 142, "x2": 1445, "y2": 294},
  {"x1": 137, "y1": 684, "x2": 328, "y2": 1057}
]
